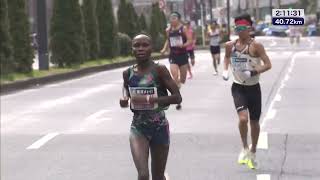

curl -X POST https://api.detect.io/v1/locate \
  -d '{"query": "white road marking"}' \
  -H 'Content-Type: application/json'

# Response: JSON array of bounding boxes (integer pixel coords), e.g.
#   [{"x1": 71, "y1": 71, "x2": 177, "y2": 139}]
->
[
  {"x1": 257, "y1": 174, "x2": 271, "y2": 180},
  {"x1": 257, "y1": 132, "x2": 268, "y2": 149},
  {"x1": 274, "y1": 94, "x2": 282, "y2": 102},
  {"x1": 67, "y1": 109, "x2": 116, "y2": 133},
  {"x1": 1, "y1": 84, "x2": 115, "y2": 125},
  {"x1": 27, "y1": 132, "x2": 59, "y2": 149},
  {"x1": 279, "y1": 83, "x2": 285, "y2": 90},
  {"x1": 261, "y1": 52, "x2": 299, "y2": 128},
  {"x1": 270, "y1": 39, "x2": 277, "y2": 46},
  {"x1": 284, "y1": 74, "x2": 290, "y2": 81},
  {"x1": 263, "y1": 109, "x2": 277, "y2": 121},
  {"x1": 86, "y1": 110, "x2": 111, "y2": 121},
  {"x1": 38, "y1": 84, "x2": 115, "y2": 109},
  {"x1": 307, "y1": 38, "x2": 315, "y2": 48}
]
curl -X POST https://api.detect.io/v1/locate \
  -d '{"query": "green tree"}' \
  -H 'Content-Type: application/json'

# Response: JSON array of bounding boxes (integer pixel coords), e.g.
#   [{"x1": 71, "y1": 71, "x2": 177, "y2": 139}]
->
[
  {"x1": 82, "y1": 0, "x2": 100, "y2": 60},
  {"x1": 117, "y1": 0, "x2": 129, "y2": 35},
  {"x1": 97, "y1": 0, "x2": 116, "y2": 58},
  {"x1": 118, "y1": 1, "x2": 139, "y2": 38},
  {"x1": 139, "y1": 13, "x2": 148, "y2": 32},
  {"x1": 127, "y1": 2, "x2": 139, "y2": 37},
  {"x1": 0, "y1": 0, "x2": 14, "y2": 75},
  {"x1": 150, "y1": 3, "x2": 160, "y2": 42},
  {"x1": 7, "y1": 0, "x2": 34, "y2": 73},
  {"x1": 159, "y1": 10, "x2": 167, "y2": 36},
  {"x1": 50, "y1": 0, "x2": 86, "y2": 67},
  {"x1": 149, "y1": 3, "x2": 167, "y2": 51}
]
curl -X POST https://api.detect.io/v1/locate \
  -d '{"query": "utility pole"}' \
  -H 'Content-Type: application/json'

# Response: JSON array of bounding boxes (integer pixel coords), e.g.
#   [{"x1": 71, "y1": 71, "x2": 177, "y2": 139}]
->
[
  {"x1": 209, "y1": 0, "x2": 213, "y2": 22},
  {"x1": 37, "y1": 0, "x2": 49, "y2": 70},
  {"x1": 227, "y1": 0, "x2": 230, "y2": 41},
  {"x1": 269, "y1": 0, "x2": 272, "y2": 15},
  {"x1": 278, "y1": 0, "x2": 281, "y2": 8},
  {"x1": 256, "y1": 0, "x2": 260, "y2": 21},
  {"x1": 200, "y1": 1, "x2": 205, "y2": 46}
]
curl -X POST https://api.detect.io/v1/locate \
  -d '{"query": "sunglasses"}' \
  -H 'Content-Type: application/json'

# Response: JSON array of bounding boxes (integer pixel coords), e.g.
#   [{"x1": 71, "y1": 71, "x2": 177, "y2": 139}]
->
[{"x1": 234, "y1": 26, "x2": 250, "y2": 32}]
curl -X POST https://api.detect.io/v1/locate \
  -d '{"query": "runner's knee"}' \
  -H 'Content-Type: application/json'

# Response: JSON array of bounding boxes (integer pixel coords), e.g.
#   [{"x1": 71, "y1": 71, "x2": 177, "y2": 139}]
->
[
  {"x1": 239, "y1": 115, "x2": 248, "y2": 124},
  {"x1": 138, "y1": 170, "x2": 149, "y2": 180}
]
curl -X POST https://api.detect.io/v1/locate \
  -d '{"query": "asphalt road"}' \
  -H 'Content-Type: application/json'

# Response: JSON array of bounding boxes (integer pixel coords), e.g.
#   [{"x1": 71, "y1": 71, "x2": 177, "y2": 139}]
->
[{"x1": 1, "y1": 36, "x2": 320, "y2": 180}]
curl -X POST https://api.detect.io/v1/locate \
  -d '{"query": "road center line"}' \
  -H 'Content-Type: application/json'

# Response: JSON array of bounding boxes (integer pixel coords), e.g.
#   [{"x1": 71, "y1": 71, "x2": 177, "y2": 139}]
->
[
  {"x1": 27, "y1": 132, "x2": 59, "y2": 150},
  {"x1": 257, "y1": 174, "x2": 270, "y2": 180}
]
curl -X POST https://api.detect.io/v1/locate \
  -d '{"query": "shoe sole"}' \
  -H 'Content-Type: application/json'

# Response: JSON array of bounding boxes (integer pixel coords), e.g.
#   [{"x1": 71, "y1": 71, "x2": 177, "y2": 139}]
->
[{"x1": 247, "y1": 161, "x2": 257, "y2": 170}]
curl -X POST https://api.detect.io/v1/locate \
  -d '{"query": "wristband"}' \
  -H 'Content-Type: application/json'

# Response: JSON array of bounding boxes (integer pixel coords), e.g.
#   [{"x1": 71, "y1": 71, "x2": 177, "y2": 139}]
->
[{"x1": 250, "y1": 70, "x2": 258, "y2": 77}]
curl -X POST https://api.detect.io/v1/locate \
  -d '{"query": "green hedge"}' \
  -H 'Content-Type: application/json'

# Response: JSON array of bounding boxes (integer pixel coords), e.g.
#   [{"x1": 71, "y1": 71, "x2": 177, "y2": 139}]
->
[{"x1": 117, "y1": 33, "x2": 132, "y2": 56}]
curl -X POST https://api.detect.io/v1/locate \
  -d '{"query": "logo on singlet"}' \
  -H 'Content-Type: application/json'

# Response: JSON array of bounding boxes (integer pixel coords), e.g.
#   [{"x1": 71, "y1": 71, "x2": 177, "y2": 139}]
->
[{"x1": 232, "y1": 57, "x2": 248, "y2": 71}]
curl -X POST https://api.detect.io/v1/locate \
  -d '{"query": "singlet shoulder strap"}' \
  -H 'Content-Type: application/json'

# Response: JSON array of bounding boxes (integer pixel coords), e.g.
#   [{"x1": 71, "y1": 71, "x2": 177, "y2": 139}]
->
[
  {"x1": 247, "y1": 38, "x2": 254, "y2": 50},
  {"x1": 247, "y1": 39, "x2": 258, "y2": 57},
  {"x1": 232, "y1": 39, "x2": 238, "y2": 52}
]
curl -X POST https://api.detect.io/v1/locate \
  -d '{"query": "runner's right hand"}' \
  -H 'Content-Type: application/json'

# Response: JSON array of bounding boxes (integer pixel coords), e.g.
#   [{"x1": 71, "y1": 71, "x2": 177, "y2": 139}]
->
[
  {"x1": 222, "y1": 70, "x2": 229, "y2": 81},
  {"x1": 119, "y1": 97, "x2": 129, "y2": 108}
]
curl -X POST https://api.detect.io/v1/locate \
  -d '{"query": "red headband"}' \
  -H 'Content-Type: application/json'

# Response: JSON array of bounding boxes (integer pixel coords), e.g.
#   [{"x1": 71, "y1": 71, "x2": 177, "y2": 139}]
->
[{"x1": 235, "y1": 19, "x2": 251, "y2": 26}]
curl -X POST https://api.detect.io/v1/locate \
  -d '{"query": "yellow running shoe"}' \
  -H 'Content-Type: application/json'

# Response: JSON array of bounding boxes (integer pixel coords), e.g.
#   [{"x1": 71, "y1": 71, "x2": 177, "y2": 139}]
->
[
  {"x1": 238, "y1": 148, "x2": 249, "y2": 165},
  {"x1": 247, "y1": 152, "x2": 258, "y2": 169}
]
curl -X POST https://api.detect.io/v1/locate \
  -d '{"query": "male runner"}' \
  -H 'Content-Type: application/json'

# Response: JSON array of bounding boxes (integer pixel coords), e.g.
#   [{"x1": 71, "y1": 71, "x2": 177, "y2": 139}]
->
[
  {"x1": 207, "y1": 21, "x2": 222, "y2": 75},
  {"x1": 185, "y1": 20, "x2": 196, "y2": 79},
  {"x1": 222, "y1": 13, "x2": 272, "y2": 169}
]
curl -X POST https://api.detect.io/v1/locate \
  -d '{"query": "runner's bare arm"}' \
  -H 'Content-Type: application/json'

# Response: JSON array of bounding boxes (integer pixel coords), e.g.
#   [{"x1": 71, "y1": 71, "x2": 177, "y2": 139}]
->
[
  {"x1": 193, "y1": 30, "x2": 197, "y2": 45},
  {"x1": 254, "y1": 43, "x2": 272, "y2": 74},
  {"x1": 150, "y1": 65, "x2": 182, "y2": 105},
  {"x1": 120, "y1": 70, "x2": 130, "y2": 107},
  {"x1": 223, "y1": 41, "x2": 233, "y2": 71},
  {"x1": 182, "y1": 26, "x2": 193, "y2": 48},
  {"x1": 161, "y1": 30, "x2": 169, "y2": 54}
]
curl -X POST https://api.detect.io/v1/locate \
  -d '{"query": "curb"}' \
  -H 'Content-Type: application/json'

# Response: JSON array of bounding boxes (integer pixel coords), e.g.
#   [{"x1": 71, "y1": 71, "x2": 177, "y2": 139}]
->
[{"x1": 0, "y1": 55, "x2": 168, "y2": 95}]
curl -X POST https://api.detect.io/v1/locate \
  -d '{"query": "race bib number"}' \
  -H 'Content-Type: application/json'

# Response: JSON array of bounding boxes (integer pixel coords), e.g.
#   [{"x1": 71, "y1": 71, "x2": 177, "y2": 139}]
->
[
  {"x1": 169, "y1": 36, "x2": 183, "y2": 47},
  {"x1": 129, "y1": 87, "x2": 158, "y2": 110},
  {"x1": 231, "y1": 57, "x2": 248, "y2": 72}
]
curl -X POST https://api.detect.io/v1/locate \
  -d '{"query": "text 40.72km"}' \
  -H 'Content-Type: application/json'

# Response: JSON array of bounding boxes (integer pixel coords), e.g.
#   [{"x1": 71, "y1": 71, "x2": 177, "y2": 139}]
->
[{"x1": 272, "y1": 17, "x2": 304, "y2": 25}]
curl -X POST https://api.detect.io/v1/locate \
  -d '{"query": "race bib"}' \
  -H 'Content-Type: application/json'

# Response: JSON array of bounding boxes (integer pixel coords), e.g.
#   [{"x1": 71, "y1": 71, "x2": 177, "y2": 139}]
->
[
  {"x1": 169, "y1": 36, "x2": 183, "y2": 47},
  {"x1": 231, "y1": 57, "x2": 248, "y2": 72},
  {"x1": 129, "y1": 87, "x2": 158, "y2": 110}
]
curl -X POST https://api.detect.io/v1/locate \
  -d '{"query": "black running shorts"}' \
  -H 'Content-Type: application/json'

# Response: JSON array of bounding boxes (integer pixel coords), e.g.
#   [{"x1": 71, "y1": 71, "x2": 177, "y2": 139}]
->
[
  {"x1": 231, "y1": 83, "x2": 262, "y2": 121},
  {"x1": 210, "y1": 46, "x2": 220, "y2": 55},
  {"x1": 169, "y1": 53, "x2": 189, "y2": 67}
]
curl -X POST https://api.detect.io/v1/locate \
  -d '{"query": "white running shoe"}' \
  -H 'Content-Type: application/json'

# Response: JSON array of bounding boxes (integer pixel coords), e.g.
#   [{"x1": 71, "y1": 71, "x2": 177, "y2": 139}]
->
[
  {"x1": 213, "y1": 71, "x2": 218, "y2": 76},
  {"x1": 238, "y1": 148, "x2": 249, "y2": 165}
]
